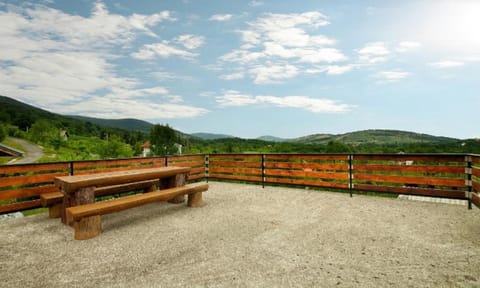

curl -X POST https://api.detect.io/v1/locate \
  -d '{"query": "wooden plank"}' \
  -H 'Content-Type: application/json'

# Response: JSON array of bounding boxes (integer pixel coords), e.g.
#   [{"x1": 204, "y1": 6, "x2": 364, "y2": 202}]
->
[
  {"x1": 354, "y1": 184, "x2": 466, "y2": 199},
  {"x1": 66, "y1": 183, "x2": 209, "y2": 222},
  {"x1": 266, "y1": 154, "x2": 348, "y2": 161},
  {"x1": 265, "y1": 169, "x2": 349, "y2": 180},
  {"x1": 0, "y1": 185, "x2": 59, "y2": 201},
  {"x1": 188, "y1": 174, "x2": 204, "y2": 181},
  {"x1": 0, "y1": 172, "x2": 68, "y2": 189},
  {"x1": 354, "y1": 173, "x2": 466, "y2": 188},
  {"x1": 94, "y1": 180, "x2": 158, "y2": 197},
  {"x1": 40, "y1": 192, "x2": 63, "y2": 206},
  {"x1": 188, "y1": 167, "x2": 205, "y2": 175},
  {"x1": 353, "y1": 154, "x2": 465, "y2": 163},
  {"x1": 167, "y1": 161, "x2": 204, "y2": 168},
  {"x1": 265, "y1": 177, "x2": 348, "y2": 189},
  {"x1": 209, "y1": 167, "x2": 262, "y2": 175},
  {"x1": 0, "y1": 199, "x2": 41, "y2": 214},
  {"x1": 472, "y1": 156, "x2": 480, "y2": 165},
  {"x1": 0, "y1": 163, "x2": 69, "y2": 175},
  {"x1": 208, "y1": 173, "x2": 262, "y2": 182},
  {"x1": 472, "y1": 167, "x2": 480, "y2": 178},
  {"x1": 472, "y1": 192, "x2": 480, "y2": 208},
  {"x1": 264, "y1": 162, "x2": 348, "y2": 171},
  {"x1": 74, "y1": 158, "x2": 158, "y2": 168},
  {"x1": 168, "y1": 155, "x2": 204, "y2": 162},
  {"x1": 473, "y1": 181, "x2": 480, "y2": 193},
  {"x1": 353, "y1": 164, "x2": 465, "y2": 174},
  {"x1": 209, "y1": 154, "x2": 262, "y2": 161},
  {"x1": 209, "y1": 160, "x2": 260, "y2": 168},
  {"x1": 55, "y1": 167, "x2": 191, "y2": 194}
]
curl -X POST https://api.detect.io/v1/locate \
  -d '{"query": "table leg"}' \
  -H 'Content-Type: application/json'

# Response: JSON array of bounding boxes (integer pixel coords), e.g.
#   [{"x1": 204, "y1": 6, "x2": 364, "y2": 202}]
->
[
  {"x1": 62, "y1": 186, "x2": 96, "y2": 226},
  {"x1": 160, "y1": 173, "x2": 188, "y2": 203}
]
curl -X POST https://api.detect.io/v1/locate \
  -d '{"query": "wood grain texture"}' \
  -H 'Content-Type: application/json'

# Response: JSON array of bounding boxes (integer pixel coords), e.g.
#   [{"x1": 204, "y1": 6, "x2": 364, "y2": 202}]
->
[
  {"x1": 66, "y1": 183, "x2": 208, "y2": 223},
  {"x1": 353, "y1": 164, "x2": 465, "y2": 174},
  {"x1": 55, "y1": 167, "x2": 190, "y2": 194},
  {"x1": 354, "y1": 184, "x2": 466, "y2": 199},
  {"x1": 354, "y1": 173, "x2": 465, "y2": 188},
  {"x1": 0, "y1": 199, "x2": 41, "y2": 214}
]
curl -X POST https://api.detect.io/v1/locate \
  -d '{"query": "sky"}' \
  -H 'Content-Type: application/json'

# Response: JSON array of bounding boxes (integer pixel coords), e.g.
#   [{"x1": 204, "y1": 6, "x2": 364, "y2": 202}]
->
[{"x1": 0, "y1": 0, "x2": 479, "y2": 139}]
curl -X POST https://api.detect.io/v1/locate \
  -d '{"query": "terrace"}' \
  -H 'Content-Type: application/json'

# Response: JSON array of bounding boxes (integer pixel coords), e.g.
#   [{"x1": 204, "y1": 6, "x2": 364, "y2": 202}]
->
[{"x1": 1, "y1": 153, "x2": 480, "y2": 286}]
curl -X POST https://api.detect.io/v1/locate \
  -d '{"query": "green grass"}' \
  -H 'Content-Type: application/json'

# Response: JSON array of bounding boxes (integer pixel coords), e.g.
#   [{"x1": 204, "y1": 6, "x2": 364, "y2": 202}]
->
[{"x1": 22, "y1": 207, "x2": 48, "y2": 216}]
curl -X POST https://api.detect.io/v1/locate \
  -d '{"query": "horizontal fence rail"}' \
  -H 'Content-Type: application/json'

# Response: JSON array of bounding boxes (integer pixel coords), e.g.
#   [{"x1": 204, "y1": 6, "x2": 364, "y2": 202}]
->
[
  {"x1": 352, "y1": 154, "x2": 468, "y2": 199},
  {"x1": 1, "y1": 153, "x2": 479, "y2": 214},
  {"x1": 264, "y1": 154, "x2": 350, "y2": 189}
]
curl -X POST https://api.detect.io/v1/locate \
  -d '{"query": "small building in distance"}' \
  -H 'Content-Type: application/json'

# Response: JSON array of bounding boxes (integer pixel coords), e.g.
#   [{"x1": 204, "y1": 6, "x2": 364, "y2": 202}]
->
[{"x1": 141, "y1": 141, "x2": 151, "y2": 157}]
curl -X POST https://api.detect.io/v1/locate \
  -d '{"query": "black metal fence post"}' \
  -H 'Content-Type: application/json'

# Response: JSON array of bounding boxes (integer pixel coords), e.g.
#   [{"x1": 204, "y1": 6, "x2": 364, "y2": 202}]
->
[
  {"x1": 205, "y1": 154, "x2": 209, "y2": 183},
  {"x1": 262, "y1": 154, "x2": 265, "y2": 188},
  {"x1": 349, "y1": 154, "x2": 353, "y2": 197},
  {"x1": 466, "y1": 155, "x2": 472, "y2": 210}
]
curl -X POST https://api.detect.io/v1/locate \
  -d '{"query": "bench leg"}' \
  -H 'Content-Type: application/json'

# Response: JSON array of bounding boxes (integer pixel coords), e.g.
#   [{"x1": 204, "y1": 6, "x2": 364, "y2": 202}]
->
[
  {"x1": 187, "y1": 192, "x2": 204, "y2": 207},
  {"x1": 73, "y1": 215, "x2": 102, "y2": 240},
  {"x1": 48, "y1": 203, "x2": 62, "y2": 219}
]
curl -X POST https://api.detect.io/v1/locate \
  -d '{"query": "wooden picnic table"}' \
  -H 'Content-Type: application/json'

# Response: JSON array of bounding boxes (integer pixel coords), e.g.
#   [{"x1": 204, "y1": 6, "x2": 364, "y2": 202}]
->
[{"x1": 54, "y1": 166, "x2": 191, "y2": 224}]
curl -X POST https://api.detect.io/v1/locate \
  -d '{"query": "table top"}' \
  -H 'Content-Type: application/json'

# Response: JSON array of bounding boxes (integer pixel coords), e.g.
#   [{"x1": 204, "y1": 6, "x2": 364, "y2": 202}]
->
[{"x1": 55, "y1": 166, "x2": 190, "y2": 194}]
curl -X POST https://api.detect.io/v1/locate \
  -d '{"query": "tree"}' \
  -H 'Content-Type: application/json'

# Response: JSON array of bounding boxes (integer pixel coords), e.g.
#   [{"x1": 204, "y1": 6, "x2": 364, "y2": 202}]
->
[
  {"x1": 150, "y1": 124, "x2": 178, "y2": 156},
  {"x1": 0, "y1": 123, "x2": 6, "y2": 142},
  {"x1": 95, "y1": 135, "x2": 133, "y2": 159},
  {"x1": 29, "y1": 120, "x2": 56, "y2": 144}
]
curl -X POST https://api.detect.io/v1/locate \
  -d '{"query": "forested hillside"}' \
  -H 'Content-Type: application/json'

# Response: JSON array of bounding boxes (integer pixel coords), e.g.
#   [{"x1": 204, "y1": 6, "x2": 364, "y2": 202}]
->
[{"x1": 1, "y1": 95, "x2": 479, "y2": 163}]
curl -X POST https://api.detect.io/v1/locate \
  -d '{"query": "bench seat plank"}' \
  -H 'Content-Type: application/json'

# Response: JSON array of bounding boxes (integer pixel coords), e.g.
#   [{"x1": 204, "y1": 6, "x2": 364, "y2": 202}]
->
[{"x1": 66, "y1": 182, "x2": 208, "y2": 224}]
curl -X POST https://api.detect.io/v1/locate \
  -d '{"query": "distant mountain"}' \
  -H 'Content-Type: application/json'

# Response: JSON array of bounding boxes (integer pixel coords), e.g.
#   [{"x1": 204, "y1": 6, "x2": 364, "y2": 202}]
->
[
  {"x1": 257, "y1": 135, "x2": 286, "y2": 142},
  {"x1": 71, "y1": 115, "x2": 153, "y2": 133},
  {"x1": 290, "y1": 129, "x2": 459, "y2": 145},
  {"x1": 190, "y1": 133, "x2": 235, "y2": 140}
]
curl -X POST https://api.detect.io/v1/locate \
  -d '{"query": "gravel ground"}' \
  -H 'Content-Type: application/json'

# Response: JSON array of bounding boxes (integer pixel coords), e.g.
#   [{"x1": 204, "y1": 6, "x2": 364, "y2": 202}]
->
[{"x1": 1, "y1": 182, "x2": 479, "y2": 288}]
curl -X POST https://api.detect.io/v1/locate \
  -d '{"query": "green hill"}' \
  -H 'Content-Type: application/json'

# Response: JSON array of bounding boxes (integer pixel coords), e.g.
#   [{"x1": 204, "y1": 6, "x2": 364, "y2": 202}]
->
[
  {"x1": 190, "y1": 133, "x2": 234, "y2": 140},
  {"x1": 71, "y1": 115, "x2": 153, "y2": 133},
  {"x1": 290, "y1": 129, "x2": 459, "y2": 145}
]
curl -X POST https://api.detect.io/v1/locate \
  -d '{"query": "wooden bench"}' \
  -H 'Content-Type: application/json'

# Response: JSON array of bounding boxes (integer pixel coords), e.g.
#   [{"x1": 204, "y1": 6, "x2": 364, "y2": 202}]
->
[
  {"x1": 66, "y1": 182, "x2": 208, "y2": 240},
  {"x1": 40, "y1": 180, "x2": 158, "y2": 218}
]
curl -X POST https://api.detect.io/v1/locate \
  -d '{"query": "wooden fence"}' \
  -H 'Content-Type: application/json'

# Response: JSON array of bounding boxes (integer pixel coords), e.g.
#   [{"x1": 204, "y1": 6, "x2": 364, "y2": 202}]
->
[{"x1": 1, "y1": 153, "x2": 478, "y2": 214}]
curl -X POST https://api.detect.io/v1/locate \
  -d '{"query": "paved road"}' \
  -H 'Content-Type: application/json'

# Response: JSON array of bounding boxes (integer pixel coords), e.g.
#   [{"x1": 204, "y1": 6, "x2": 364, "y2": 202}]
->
[{"x1": 7, "y1": 137, "x2": 44, "y2": 164}]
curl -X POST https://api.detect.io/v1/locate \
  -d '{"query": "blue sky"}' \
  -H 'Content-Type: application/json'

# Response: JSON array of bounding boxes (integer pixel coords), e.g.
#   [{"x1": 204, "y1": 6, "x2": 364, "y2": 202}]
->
[{"x1": 1, "y1": 0, "x2": 479, "y2": 139}]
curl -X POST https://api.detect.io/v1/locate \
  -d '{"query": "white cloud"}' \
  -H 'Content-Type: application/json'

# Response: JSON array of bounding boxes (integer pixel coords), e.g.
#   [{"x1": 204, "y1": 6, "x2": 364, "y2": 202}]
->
[
  {"x1": 376, "y1": 70, "x2": 410, "y2": 82},
  {"x1": 249, "y1": 1, "x2": 264, "y2": 7},
  {"x1": 220, "y1": 11, "x2": 347, "y2": 84},
  {"x1": 296, "y1": 48, "x2": 347, "y2": 63},
  {"x1": 325, "y1": 65, "x2": 353, "y2": 75},
  {"x1": 220, "y1": 71, "x2": 245, "y2": 80},
  {"x1": 249, "y1": 64, "x2": 299, "y2": 84},
  {"x1": 209, "y1": 14, "x2": 233, "y2": 21},
  {"x1": 52, "y1": 95, "x2": 209, "y2": 120},
  {"x1": 429, "y1": 60, "x2": 464, "y2": 69},
  {"x1": 174, "y1": 34, "x2": 205, "y2": 49},
  {"x1": 396, "y1": 41, "x2": 421, "y2": 53},
  {"x1": 0, "y1": 3, "x2": 207, "y2": 120},
  {"x1": 358, "y1": 42, "x2": 390, "y2": 64},
  {"x1": 216, "y1": 90, "x2": 353, "y2": 113},
  {"x1": 132, "y1": 42, "x2": 197, "y2": 60}
]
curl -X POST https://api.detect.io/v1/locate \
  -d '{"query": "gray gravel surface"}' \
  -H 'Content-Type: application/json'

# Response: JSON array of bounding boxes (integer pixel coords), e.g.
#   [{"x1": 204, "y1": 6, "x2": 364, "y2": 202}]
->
[{"x1": 1, "y1": 182, "x2": 479, "y2": 287}]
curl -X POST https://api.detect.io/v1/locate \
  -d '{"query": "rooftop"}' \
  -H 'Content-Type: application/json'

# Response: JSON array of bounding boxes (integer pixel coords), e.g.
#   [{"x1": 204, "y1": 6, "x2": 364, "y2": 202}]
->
[{"x1": 1, "y1": 182, "x2": 479, "y2": 287}]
